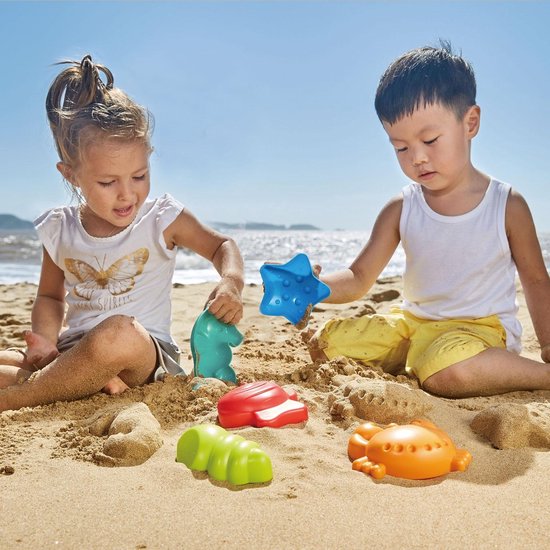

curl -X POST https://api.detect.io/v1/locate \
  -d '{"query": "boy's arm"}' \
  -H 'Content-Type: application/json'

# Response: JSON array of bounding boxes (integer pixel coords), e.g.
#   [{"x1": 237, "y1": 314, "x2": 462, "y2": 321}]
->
[
  {"x1": 164, "y1": 210, "x2": 244, "y2": 323},
  {"x1": 321, "y1": 196, "x2": 402, "y2": 303},
  {"x1": 506, "y1": 191, "x2": 550, "y2": 361}
]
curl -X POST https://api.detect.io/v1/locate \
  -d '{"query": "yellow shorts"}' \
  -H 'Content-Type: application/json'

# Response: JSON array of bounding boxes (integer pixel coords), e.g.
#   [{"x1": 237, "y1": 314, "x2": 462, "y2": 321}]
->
[{"x1": 314, "y1": 308, "x2": 507, "y2": 384}]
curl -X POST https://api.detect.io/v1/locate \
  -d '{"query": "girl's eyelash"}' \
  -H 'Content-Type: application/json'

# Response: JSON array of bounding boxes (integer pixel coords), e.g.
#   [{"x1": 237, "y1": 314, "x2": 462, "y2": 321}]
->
[
  {"x1": 98, "y1": 174, "x2": 146, "y2": 185},
  {"x1": 396, "y1": 147, "x2": 407, "y2": 153}
]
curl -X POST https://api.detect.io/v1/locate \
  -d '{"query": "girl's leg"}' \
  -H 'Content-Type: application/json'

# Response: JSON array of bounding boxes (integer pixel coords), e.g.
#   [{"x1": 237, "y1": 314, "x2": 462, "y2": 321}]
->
[
  {"x1": 0, "y1": 315, "x2": 157, "y2": 412},
  {"x1": 422, "y1": 348, "x2": 550, "y2": 398},
  {"x1": 0, "y1": 350, "x2": 33, "y2": 389}
]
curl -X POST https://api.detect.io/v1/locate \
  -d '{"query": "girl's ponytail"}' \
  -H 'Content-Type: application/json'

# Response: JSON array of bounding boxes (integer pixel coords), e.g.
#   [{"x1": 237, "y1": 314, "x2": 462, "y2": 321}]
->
[{"x1": 46, "y1": 55, "x2": 151, "y2": 166}]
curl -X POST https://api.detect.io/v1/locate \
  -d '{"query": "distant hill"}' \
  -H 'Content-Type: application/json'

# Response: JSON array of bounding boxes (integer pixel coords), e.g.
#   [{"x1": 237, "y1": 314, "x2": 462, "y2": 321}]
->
[
  {"x1": 210, "y1": 221, "x2": 320, "y2": 231},
  {"x1": 0, "y1": 214, "x2": 321, "y2": 232},
  {"x1": 0, "y1": 214, "x2": 34, "y2": 231}
]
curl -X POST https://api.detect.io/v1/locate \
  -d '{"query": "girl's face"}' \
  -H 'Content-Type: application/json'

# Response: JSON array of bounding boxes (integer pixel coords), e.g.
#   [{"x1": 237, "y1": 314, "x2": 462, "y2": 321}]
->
[
  {"x1": 382, "y1": 102, "x2": 480, "y2": 195},
  {"x1": 59, "y1": 139, "x2": 151, "y2": 238}
]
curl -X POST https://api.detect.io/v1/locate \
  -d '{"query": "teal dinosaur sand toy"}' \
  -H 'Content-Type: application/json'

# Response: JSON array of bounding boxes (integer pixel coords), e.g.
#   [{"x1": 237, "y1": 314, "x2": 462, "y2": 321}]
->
[{"x1": 190, "y1": 309, "x2": 243, "y2": 383}]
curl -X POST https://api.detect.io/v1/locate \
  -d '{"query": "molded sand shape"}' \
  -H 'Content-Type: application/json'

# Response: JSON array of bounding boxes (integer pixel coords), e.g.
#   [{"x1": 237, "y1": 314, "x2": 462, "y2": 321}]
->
[
  {"x1": 218, "y1": 381, "x2": 309, "y2": 429},
  {"x1": 190, "y1": 309, "x2": 243, "y2": 383},
  {"x1": 176, "y1": 424, "x2": 272, "y2": 486},
  {"x1": 260, "y1": 253, "x2": 331, "y2": 325},
  {"x1": 348, "y1": 419, "x2": 472, "y2": 480}
]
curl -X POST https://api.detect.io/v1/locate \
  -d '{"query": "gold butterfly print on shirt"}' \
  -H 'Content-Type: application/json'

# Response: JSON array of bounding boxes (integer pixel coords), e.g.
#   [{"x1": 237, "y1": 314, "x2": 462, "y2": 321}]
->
[{"x1": 65, "y1": 248, "x2": 150, "y2": 300}]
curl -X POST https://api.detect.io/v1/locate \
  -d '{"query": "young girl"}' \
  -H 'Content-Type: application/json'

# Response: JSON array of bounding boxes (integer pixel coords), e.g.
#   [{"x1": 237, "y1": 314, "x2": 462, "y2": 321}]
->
[{"x1": 0, "y1": 55, "x2": 244, "y2": 412}]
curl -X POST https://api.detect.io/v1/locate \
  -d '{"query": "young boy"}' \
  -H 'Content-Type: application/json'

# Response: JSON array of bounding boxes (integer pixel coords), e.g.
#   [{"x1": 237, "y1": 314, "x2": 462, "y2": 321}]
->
[{"x1": 308, "y1": 44, "x2": 550, "y2": 398}]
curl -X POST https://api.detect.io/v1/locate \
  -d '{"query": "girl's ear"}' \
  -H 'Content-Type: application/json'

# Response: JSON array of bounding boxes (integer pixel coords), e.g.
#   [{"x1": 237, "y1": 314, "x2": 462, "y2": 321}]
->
[
  {"x1": 465, "y1": 105, "x2": 481, "y2": 139},
  {"x1": 56, "y1": 162, "x2": 77, "y2": 186}
]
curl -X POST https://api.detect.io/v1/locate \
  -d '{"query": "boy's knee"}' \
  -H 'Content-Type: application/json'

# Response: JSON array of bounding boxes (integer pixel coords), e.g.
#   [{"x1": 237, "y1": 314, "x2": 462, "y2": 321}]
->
[{"x1": 422, "y1": 363, "x2": 471, "y2": 397}]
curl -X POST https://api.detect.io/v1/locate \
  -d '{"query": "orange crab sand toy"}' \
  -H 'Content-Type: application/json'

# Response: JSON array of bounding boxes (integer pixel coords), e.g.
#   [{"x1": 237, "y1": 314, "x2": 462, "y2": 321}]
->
[{"x1": 348, "y1": 419, "x2": 472, "y2": 480}]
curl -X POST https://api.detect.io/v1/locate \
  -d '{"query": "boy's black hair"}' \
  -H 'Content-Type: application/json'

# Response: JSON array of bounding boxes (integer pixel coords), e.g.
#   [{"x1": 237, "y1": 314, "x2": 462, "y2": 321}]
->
[{"x1": 375, "y1": 41, "x2": 476, "y2": 124}]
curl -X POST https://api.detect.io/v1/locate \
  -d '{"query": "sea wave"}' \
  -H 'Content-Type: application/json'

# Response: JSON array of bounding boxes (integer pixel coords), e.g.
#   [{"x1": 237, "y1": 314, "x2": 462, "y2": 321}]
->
[{"x1": 0, "y1": 228, "x2": 548, "y2": 285}]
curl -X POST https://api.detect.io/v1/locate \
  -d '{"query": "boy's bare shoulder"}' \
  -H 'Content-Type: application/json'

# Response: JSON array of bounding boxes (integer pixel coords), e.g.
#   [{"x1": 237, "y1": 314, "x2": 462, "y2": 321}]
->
[
  {"x1": 370, "y1": 194, "x2": 403, "y2": 238},
  {"x1": 382, "y1": 193, "x2": 404, "y2": 211},
  {"x1": 505, "y1": 189, "x2": 534, "y2": 232},
  {"x1": 379, "y1": 194, "x2": 404, "y2": 221},
  {"x1": 507, "y1": 188, "x2": 529, "y2": 207}
]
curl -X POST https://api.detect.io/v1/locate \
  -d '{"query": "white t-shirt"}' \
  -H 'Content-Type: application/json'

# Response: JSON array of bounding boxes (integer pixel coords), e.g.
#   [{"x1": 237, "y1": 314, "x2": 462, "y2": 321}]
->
[
  {"x1": 35, "y1": 193, "x2": 184, "y2": 347},
  {"x1": 399, "y1": 179, "x2": 521, "y2": 352}
]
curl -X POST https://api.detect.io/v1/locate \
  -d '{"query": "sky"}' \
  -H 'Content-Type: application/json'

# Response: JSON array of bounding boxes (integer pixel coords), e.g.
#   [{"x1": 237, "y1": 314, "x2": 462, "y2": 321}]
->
[{"x1": 1, "y1": 1, "x2": 549, "y2": 231}]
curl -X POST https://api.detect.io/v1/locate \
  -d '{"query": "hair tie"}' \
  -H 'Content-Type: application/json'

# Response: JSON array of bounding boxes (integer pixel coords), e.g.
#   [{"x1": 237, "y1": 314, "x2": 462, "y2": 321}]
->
[{"x1": 80, "y1": 54, "x2": 94, "y2": 70}]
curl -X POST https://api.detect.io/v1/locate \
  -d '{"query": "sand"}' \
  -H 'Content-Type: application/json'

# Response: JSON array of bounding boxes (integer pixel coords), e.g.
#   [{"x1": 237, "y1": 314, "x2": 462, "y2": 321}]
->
[{"x1": 1, "y1": 279, "x2": 550, "y2": 549}]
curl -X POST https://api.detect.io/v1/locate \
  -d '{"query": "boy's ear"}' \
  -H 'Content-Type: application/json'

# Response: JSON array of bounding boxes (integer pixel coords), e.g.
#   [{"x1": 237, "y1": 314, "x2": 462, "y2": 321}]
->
[
  {"x1": 465, "y1": 105, "x2": 481, "y2": 139},
  {"x1": 56, "y1": 162, "x2": 78, "y2": 186}
]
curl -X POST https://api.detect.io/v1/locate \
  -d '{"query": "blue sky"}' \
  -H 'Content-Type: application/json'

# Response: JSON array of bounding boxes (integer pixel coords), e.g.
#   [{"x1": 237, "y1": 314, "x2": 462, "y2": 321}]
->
[{"x1": 1, "y1": 1, "x2": 549, "y2": 231}]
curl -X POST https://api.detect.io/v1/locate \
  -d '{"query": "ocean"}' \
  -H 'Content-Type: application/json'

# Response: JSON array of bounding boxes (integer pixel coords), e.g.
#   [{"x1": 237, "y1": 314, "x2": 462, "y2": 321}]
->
[{"x1": 1, "y1": 228, "x2": 549, "y2": 286}]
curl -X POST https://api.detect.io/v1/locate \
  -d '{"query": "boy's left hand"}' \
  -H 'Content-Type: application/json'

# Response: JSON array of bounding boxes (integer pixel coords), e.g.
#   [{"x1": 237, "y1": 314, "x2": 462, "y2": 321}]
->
[
  {"x1": 541, "y1": 344, "x2": 550, "y2": 363},
  {"x1": 206, "y1": 278, "x2": 243, "y2": 325}
]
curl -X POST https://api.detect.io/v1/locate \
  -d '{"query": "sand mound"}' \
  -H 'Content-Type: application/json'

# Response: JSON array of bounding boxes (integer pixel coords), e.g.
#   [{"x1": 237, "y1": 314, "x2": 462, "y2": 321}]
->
[
  {"x1": 54, "y1": 402, "x2": 163, "y2": 467},
  {"x1": 470, "y1": 402, "x2": 550, "y2": 449},
  {"x1": 330, "y1": 378, "x2": 433, "y2": 425}
]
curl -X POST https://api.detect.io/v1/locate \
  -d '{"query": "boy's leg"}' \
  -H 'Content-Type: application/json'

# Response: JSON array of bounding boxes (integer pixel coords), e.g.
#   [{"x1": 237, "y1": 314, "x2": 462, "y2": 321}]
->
[
  {"x1": 406, "y1": 315, "x2": 550, "y2": 397},
  {"x1": 307, "y1": 313, "x2": 412, "y2": 375},
  {"x1": 422, "y1": 349, "x2": 550, "y2": 398},
  {"x1": 0, "y1": 315, "x2": 157, "y2": 412}
]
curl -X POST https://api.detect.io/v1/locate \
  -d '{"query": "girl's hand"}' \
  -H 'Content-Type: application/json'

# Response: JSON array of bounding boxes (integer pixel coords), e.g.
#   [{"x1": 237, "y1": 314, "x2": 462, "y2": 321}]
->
[
  {"x1": 24, "y1": 330, "x2": 60, "y2": 370},
  {"x1": 206, "y1": 278, "x2": 243, "y2": 325},
  {"x1": 541, "y1": 344, "x2": 550, "y2": 363}
]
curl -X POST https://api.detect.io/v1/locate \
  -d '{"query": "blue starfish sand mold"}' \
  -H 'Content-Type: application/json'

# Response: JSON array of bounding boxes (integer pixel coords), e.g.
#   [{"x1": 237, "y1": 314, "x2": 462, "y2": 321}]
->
[{"x1": 260, "y1": 253, "x2": 331, "y2": 325}]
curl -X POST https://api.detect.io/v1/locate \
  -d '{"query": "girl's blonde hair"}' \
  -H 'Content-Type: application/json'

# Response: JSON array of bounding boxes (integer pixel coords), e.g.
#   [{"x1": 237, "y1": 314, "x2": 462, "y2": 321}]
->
[{"x1": 46, "y1": 55, "x2": 152, "y2": 166}]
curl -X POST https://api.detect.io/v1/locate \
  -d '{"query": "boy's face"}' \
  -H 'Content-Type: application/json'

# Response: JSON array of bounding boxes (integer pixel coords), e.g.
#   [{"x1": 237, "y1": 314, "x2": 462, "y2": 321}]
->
[{"x1": 382, "y1": 102, "x2": 480, "y2": 192}]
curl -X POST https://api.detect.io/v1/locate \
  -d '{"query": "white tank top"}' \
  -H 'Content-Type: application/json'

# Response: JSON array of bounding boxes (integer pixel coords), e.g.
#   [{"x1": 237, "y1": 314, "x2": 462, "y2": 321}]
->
[
  {"x1": 35, "y1": 194, "x2": 184, "y2": 346},
  {"x1": 399, "y1": 179, "x2": 521, "y2": 352}
]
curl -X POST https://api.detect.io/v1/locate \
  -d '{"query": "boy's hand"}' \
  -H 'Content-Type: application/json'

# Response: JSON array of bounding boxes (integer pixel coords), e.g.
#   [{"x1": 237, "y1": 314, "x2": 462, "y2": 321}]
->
[
  {"x1": 206, "y1": 278, "x2": 243, "y2": 325},
  {"x1": 541, "y1": 344, "x2": 550, "y2": 363},
  {"x1": 24, "y1": 330, "x2": 60, "y2": 370},
  {"x1": 295, "y1": 264, "x2": 323, "y2": 330}
]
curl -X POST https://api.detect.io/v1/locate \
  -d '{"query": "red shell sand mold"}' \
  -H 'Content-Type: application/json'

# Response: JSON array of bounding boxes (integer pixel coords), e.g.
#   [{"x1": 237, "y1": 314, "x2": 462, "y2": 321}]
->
[
  {"x1": 348, "y1": 419, "x2": 472, "y2": 480},
  {"x1": 217, "y1": 381, "x2": 308, "y2": 428}
]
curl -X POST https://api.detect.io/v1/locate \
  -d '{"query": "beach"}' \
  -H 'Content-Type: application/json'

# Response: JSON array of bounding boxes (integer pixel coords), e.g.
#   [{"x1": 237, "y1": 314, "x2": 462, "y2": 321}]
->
[{"x1": 2, "y1": 279, "x2": 550, "y2": 550}]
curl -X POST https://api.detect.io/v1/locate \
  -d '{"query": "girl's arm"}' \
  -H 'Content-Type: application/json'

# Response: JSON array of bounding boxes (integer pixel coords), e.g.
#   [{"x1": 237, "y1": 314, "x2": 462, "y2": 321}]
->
[
  {"x1": 164, "y1": 210, "x2": 244, "y2": 324},
  {"x1": 506, "y1": 191, "x2": 550, "y2": 361},
  {"x1": 321, "y1": 196, "x2": 402, "y2": 303},
  {"x1": 27, "y1": 248, "x2": 66, "y2": 368}
]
